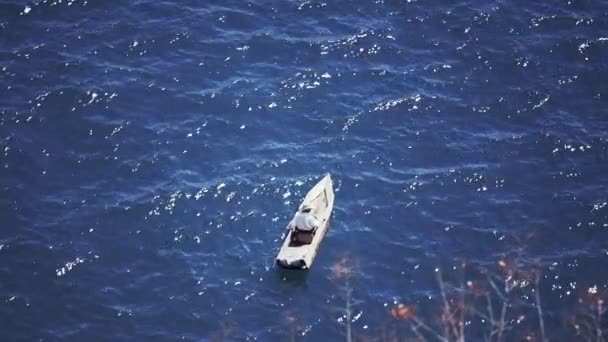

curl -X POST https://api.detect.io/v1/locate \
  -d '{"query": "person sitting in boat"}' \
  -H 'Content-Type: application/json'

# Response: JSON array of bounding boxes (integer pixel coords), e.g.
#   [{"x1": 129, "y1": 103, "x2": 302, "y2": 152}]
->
[{"x1": 288, "y1": 204, "x2": 319, "y2": 244}]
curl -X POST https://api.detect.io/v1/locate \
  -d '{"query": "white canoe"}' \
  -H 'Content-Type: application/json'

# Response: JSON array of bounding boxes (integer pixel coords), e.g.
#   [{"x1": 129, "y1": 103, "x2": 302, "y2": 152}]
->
[{"x1": 276, "y1": 174, "x2": 334, "y2": 269}]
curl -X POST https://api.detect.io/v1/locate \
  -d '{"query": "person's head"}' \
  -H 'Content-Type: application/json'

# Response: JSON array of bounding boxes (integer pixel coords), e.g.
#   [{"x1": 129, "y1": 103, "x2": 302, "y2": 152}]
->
[{"x1": 301, "y1": 205, "x2": 312, "y2": 213}]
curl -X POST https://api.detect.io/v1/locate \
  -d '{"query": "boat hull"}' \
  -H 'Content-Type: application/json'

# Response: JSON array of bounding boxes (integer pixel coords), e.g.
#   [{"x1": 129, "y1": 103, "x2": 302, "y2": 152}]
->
[{"x1": 276, "y1": 174, "x2": 334, "y2": 269}]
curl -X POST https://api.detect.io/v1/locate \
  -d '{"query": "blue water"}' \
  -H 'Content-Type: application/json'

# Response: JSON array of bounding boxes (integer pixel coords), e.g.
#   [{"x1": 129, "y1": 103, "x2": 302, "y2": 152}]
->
[{"x1": 1, "y1": 0, "x2": 608, "y2": 340}]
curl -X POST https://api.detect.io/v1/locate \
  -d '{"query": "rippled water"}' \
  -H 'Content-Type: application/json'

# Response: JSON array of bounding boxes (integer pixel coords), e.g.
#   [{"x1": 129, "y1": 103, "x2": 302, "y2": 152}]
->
[{"x1": 1, "y1": 0, "x2": 608, "y2": 340}]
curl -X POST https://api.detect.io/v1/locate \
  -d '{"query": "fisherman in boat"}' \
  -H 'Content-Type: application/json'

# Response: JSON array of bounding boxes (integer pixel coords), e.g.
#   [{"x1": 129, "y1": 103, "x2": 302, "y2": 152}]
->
[{"x1": 288, "y1": 204, "x2": 319, "y2": 245}]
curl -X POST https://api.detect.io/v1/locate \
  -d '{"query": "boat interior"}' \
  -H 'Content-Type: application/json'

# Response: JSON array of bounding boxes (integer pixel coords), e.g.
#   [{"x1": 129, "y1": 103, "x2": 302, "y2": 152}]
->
[{"x1": 288, "y1": 188, "x2": 330, "y2": 247}]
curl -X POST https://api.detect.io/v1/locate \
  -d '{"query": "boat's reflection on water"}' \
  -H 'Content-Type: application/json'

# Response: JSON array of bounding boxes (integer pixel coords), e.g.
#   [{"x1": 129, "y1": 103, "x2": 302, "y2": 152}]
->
[{"x1": 275, "y1": 267, "x2": 310, "y2": 286}]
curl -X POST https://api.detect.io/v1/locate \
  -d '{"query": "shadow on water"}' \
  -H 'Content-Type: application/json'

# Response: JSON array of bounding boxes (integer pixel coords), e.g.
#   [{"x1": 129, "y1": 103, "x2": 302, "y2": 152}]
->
[{"x1": 274, "y1": 267, "x2": 311, "y2": 286}]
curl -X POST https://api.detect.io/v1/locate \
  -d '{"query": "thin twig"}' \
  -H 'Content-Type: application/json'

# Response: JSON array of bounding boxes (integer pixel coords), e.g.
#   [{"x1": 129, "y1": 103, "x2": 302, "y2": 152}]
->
[
  {"x1": 496, "y1": 276, "x2": 510, "y2": 342},
  {"x1": 485, "y1": 292, "x2": 495, "y2": 330},
  {"x1": 487, "y1": 276, "x2": 506, "y2": 302},
  {"x1": 345, "y1": 276, "x2": 353, "y2": 342},
  {"x1": 437, "y1": 270, "x2": 452, "y2": 340},
  {"x1": 410, "y1": 322, "x2": 428, "y2": 342},
  {"x1": 458, "y1": 265, "x2": 466, "y2": 342},
  {"x1": 595, "y1": 299, "x2": 603, "y2": 342},
  {"x1": 412, "y1": 317, "x2": 449, "y2": 342},
  {"x1": 534, "y1": 270, "x2": 547, "y2": 342}
]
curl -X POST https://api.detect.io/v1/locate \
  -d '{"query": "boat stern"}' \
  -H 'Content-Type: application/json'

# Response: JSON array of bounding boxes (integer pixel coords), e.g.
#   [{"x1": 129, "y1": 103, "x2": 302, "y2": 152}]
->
[{"x1": 276, "y1": 258, "x2": 308, "y2": 269}]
